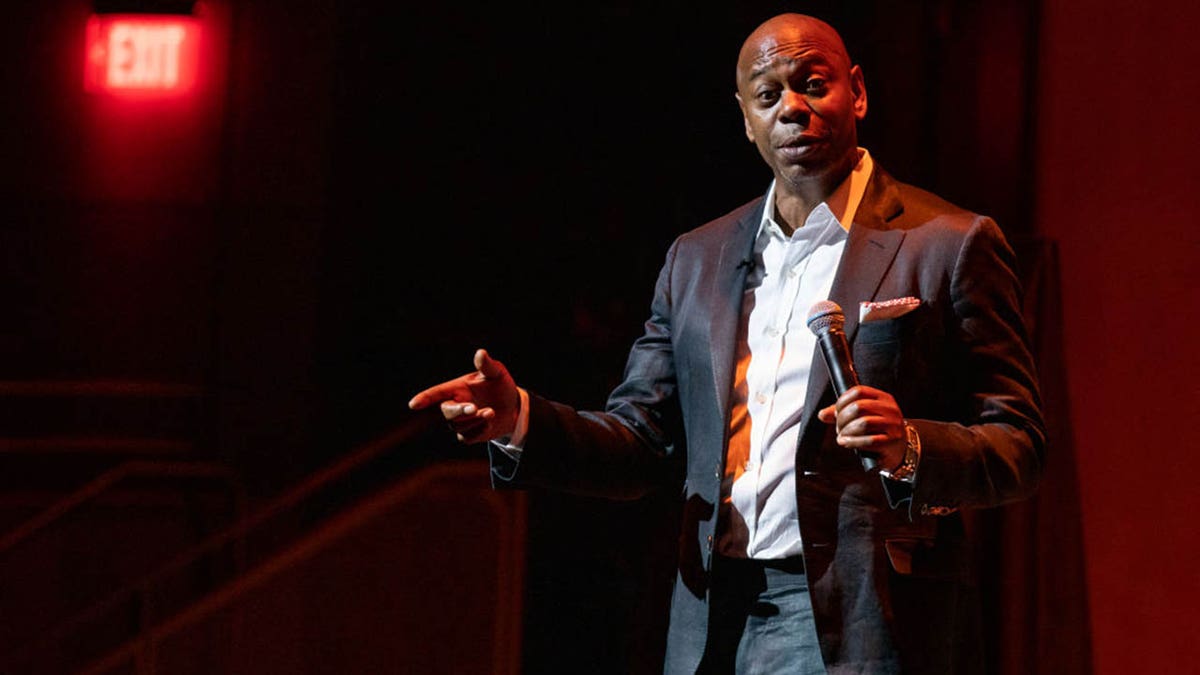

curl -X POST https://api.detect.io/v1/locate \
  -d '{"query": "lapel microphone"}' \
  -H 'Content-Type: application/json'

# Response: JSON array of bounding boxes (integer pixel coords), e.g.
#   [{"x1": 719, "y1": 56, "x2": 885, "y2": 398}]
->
[{"x1": 806, "y1": 300, "x2": 877, "y2": 471}]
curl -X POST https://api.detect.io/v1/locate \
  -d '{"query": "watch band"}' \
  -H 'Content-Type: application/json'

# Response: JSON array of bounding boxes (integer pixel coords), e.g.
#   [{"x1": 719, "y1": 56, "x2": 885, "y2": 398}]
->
[{"x1": 879, "y1": 420, "x2": 920, "y2": 483}]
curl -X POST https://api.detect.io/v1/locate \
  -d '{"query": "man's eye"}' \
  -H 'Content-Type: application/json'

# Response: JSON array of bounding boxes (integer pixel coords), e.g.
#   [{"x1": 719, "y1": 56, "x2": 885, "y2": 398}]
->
[
  {"x1": 805, "y1": 79, "x2": 827, "y2": 94},
  {"x1": 756, "y1": 90, "x2": 780, "y2": 104}
]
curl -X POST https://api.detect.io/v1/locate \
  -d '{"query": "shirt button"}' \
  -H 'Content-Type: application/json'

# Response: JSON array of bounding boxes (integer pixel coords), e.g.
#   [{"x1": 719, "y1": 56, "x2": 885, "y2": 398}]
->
[
  {"x1": 755, "y1": 392, "x2": 768, "y2": 404},
  {"x1": 787, "y1": 268, "x2": 798, "y2": 279},
  {"x1": 766, "y1": 326, "x2": 781, "y2": 338}
]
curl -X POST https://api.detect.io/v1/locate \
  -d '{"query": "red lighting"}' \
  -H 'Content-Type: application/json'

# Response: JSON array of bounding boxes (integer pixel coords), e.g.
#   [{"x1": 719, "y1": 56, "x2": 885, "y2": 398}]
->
[{"x1": 84, "y1": 15, "x2": 200, "y2": 95}]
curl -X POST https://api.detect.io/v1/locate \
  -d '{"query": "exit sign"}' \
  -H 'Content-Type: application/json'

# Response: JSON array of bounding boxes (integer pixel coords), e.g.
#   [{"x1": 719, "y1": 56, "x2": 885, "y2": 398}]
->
[{"x1": 85, "y1": 15, "x2": 200, "y2": 95}]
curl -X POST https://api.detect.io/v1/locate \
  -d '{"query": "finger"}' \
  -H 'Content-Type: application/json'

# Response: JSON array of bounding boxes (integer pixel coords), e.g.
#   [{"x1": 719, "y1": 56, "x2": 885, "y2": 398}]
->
[
  {"x1": 833, "y1": 385, "x2": 870, "y2": 408},
  {"x1": 453, "y1": 418, "x2": 491, "y2": 444},
  {"x1": 834, "y1": 400, "x2": 873, "y2": 429},
  {"x1": 440, "y1": 400, "x2": 481, "y2": 420},
  {"x1": 408, "y1": 389, "x2": 436, "y2": 410},
  {"x1": 834, "y1": 398, "x2": 900, "y2": 427},
  {"x1": 836, "y1": 433, "x2": 892, "y2": 449},
  {"x1": 408, "y1": 379, "x2": 470, "y2": 409},
  {"x1": 817, "y1": 404, "x2": 837, "y2": 423},
  {"x1": 834, "y1": 385, "x2": 892, "y2": 409},
  {"x1": 474, "y1": 348, "x2": 507, "y2": 380},
  {"x1": 837, "y1": 415, "x2": 900, "y2": 439},
  {"x1": 450, "y1": 413, "x2": 488, "y2": 431}
]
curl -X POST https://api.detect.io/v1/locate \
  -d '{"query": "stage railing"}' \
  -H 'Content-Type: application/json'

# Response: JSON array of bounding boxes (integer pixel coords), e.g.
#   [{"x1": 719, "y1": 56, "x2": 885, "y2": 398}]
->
[{"x1": 0, "y1": 410, "x2": 525, "y2": 674}]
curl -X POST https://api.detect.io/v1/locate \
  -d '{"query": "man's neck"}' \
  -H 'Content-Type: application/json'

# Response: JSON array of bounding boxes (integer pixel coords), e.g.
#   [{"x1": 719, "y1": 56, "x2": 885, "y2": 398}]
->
[
  {"x1": 772, "y1": 191, "x2": 824, "y2": 236},
  {"x1": 772, "y1": 154, "x2": 860, "y2": 236},
  {"x1": 772, "y1": 180, "x2": 840, "y2": 235}
]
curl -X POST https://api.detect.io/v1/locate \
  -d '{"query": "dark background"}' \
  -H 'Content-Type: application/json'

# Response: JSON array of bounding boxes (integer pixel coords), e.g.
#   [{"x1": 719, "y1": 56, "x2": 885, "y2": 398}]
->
[{"x1": 0, "y1": 0, "x2": 1196, "y2": 673}]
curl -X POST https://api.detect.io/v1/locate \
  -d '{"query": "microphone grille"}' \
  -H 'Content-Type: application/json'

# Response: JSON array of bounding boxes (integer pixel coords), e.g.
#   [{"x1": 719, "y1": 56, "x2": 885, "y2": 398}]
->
[{"x1": 806, "y1": 300, "x2": 845, "y2": 334}]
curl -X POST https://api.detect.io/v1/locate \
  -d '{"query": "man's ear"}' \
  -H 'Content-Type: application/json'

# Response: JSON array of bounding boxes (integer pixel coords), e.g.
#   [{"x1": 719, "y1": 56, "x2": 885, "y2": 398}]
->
[
  {"x1": 850, "y1": 65, "x2": 868, "y2": 120},
  {"x1": 735, "y1": 92, "x2": 755, "y2": 142}
]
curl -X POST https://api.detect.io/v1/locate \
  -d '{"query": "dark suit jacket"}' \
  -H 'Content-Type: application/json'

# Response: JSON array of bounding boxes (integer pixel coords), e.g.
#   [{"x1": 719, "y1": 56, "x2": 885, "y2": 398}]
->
[{"x1": 490, "y1": 166, "x2": 1045, "y2": 674}]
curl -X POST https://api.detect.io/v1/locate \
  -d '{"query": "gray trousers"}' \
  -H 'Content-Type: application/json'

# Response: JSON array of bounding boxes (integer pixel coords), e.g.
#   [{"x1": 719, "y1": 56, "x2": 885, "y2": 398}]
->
[{"x1": 696, "y1": 556, "x2": 826, "y2": 675}]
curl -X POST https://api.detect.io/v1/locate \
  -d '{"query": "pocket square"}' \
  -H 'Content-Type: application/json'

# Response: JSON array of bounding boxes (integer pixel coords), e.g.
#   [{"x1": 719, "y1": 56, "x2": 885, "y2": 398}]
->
[{"x1": 860, "y1": 296, "x2": 921, "y2": 322}]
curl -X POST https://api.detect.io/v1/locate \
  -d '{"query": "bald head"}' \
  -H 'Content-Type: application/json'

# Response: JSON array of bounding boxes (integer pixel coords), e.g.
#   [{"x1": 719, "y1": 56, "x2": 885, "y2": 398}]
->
[
  {"x1": 732, "y1": 13, "x2": 867, "y2": 220},
  {"x1": 736, "y1": 14, "x2": 852, "y2": 88}
]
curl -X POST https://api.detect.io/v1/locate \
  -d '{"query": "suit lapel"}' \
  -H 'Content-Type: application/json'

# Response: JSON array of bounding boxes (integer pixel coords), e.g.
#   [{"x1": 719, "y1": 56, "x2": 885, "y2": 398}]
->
[
  {"x1": 710, "y1": 199, "x2": 764, "y2": 420},
  {"x1": 798, "y1": 169, "x2": 907, "y2": 445}
]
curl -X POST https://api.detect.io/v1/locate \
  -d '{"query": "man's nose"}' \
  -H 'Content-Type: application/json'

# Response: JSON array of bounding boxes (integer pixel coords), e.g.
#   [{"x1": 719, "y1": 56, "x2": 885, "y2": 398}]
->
[{"x1": 779, "y1": 90, "x2": 811, "y2": 124}]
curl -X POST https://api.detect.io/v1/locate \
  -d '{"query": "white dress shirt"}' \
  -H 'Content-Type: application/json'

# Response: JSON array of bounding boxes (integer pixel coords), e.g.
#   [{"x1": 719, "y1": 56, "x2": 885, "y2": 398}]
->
[{"x1": 716, "y1": 149, "x2": 874, "y2": 559}]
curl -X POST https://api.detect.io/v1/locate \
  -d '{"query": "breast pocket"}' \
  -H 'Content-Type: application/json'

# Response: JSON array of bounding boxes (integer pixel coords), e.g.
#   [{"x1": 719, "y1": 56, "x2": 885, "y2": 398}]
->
[
  {"x1": 857, "y1": 314, "x2": 908, "y2": 345},
  {"x1": 851, "y1": 309, "x2": 931, "y2": 401},
  {"x1": 853, "y1": 317, "x2": 906, "y2": 393}
]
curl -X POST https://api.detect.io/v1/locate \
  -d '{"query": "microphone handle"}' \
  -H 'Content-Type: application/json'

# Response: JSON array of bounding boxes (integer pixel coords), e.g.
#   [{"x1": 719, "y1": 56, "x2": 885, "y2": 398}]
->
[
  {"x1": 816, "y1": 330, "x2": 859, "y2": 394},
  {"x1": 816, "y1": 330, "x2": 877, "y2": 471}
]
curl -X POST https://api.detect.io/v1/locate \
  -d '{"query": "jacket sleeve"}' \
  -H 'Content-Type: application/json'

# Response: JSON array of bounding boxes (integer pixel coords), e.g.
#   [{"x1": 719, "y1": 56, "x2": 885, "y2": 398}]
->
[
  {"x1": 907, "y1": 217, "x2": 1046, "y2": 512},
  {"x1": 487, "y1": 239, "x2": 686, "y2": 500}
]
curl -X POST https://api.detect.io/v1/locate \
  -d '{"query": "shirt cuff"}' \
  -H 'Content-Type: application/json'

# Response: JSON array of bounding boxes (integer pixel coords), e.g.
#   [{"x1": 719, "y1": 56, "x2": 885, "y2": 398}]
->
[{"x1": 489, "y1": 386, "x2": 529, "y2": 458}]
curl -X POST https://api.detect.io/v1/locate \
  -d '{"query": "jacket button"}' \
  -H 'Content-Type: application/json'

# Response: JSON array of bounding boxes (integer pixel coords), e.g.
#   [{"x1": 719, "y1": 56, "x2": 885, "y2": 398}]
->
[{"x1": 705, "y1": 535, "x2": 713, "y2": 552}]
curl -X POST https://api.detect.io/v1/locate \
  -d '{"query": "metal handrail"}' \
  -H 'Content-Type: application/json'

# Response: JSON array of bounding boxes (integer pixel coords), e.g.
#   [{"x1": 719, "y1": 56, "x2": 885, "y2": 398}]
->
[
  {"x1": 78, "y1": 460, "x2": 525, "y2": 675},
  {"x1": 0, "y1": 409, "x2": 449, "y2": 671},
  {"x1": 0, "y1": 460, "x2": 240, "y2": 557}
]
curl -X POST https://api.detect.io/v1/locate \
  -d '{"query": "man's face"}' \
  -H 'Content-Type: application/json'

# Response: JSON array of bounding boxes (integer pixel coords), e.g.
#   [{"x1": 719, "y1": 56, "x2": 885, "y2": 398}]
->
[{"x1": 735, "y1": 20, "x2": 867, "y2": 194}]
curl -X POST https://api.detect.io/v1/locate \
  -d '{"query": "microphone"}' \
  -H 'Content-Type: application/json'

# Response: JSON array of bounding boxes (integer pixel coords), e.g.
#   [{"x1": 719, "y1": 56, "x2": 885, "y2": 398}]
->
[{"x1": 806, "y1": 300, "x2": 876, "y2": 471}]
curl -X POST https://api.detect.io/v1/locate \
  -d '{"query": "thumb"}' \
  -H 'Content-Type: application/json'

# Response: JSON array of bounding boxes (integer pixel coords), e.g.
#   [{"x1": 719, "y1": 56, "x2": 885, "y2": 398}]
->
[
  {"x1": 474, "y1": 348, "x2": 507, "y2": 379},
  {"x1": 817, "y1": 404, "x2": 836, "y2": 424}
]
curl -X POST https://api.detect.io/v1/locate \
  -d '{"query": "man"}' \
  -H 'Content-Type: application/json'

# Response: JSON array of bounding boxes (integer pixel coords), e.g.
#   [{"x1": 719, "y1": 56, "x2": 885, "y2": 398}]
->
[{"x1": 409, "y1": 13, "x2": 1044, "y2": 675}]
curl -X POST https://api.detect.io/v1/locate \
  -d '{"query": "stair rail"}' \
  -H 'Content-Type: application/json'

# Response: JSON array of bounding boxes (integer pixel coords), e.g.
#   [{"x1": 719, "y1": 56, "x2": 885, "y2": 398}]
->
[
  {"x1": 0, "y1": 460, "x2": 240, "y2": 557},
  {"x1": 78, "y1": 459, "x2": 525, "y2": 675},
  {"x1": 0, "y1": 409, "x2": 469, "y2": 673}
]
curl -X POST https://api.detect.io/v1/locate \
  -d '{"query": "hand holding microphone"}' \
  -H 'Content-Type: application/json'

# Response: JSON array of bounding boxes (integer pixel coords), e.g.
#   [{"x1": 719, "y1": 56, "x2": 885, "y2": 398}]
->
[{"x1": 807, "y1": 301, "x2": 908, "y2": 472}]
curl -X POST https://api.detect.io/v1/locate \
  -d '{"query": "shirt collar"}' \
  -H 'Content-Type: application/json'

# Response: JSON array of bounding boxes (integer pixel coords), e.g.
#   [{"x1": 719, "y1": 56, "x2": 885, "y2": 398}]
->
[{"x1": 759, "y1": 148, "x2": 874, "y2": 238}]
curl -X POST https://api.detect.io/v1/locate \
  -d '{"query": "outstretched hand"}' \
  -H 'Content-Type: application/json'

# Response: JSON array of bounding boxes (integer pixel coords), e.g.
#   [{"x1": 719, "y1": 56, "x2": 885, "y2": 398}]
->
[
  {"x1": 408, "y1": 349, "x2": 521, "y2": 444},
  {"x1": 817, "y1": 385, "x2": 907, "y2": 471}
]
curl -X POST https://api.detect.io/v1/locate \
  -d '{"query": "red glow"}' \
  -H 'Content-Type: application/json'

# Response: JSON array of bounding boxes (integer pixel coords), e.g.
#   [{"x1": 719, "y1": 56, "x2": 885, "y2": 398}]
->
[{"x1": 84, "y1": 15, "x2": 200, "y2": 95}]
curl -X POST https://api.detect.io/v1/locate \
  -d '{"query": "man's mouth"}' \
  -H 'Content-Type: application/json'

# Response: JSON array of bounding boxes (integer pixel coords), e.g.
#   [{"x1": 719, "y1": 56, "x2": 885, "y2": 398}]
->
[
  {"x1": 779, "y1": 134, "x2": 824, "y2": 148},
  {"x1": 777, "y1": 135, "x2": 825, "y2": 160}
]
